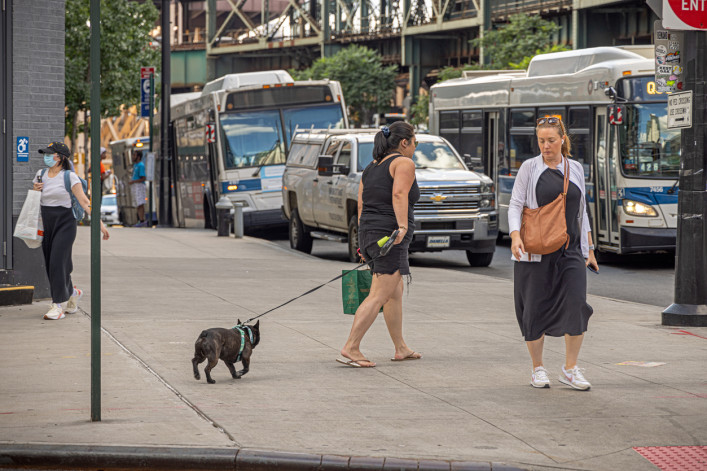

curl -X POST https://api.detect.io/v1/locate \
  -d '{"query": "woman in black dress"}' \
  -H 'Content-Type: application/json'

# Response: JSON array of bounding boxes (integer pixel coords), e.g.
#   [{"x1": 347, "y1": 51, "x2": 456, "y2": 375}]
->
[
  {"x1": 337, "y1": 122, "x2": 421, "y2": 368},
  {"x1": 508, "y1": 117, "x2": 599, "y2": 390}
]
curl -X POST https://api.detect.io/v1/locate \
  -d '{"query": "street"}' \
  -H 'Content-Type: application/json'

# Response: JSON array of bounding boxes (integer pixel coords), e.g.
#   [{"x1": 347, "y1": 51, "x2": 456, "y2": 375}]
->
[{"x1": 265, "y1": 230, "x2": 677, "y2": 308}]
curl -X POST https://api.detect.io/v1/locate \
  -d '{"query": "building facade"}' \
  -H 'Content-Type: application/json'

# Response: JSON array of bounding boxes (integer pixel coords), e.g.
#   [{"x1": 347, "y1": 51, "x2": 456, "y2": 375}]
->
[{"x1": 1, "y1": 0, "x2": 66, "y2": 298}]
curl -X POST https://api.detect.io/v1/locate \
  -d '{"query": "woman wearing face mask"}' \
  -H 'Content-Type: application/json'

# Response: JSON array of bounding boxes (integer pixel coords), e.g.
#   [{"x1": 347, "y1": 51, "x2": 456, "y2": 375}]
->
[
  {"x1": 32, "y1": 141, "x2": 110, "y2": 320},
  {"x1": 508, "y1": 117, "x2": 598, "y2": 390}
]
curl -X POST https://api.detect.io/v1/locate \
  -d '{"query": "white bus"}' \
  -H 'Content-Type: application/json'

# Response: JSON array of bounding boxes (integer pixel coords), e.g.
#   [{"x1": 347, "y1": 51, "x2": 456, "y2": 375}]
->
[
  {"x1": 155, "y1": 70, "x2": 348, "y2": 230},
  {"x1": 429, "y1": 46, "x2": 680, "y2": 255}
]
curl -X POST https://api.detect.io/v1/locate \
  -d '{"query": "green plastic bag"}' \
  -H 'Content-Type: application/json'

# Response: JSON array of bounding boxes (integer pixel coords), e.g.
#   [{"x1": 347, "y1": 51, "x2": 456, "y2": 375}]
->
[{"x1": 341, "y1": 269, "x2": 374, "y2": 315}]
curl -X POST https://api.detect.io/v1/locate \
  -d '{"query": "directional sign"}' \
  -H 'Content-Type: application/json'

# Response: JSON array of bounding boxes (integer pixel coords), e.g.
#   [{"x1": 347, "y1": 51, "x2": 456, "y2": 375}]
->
[
  {"x1": 16, "y1": 136, "x2": 29, "y2": 162},
  {"x1": 664, "y1": 0, "x2": 707, "y2": 30},
  {"x1": 668, "y1": 90, "x2": 693, "y2": 129},
  {"x1": 140, "y1": 66, "x2": 155, "y2": 118}
]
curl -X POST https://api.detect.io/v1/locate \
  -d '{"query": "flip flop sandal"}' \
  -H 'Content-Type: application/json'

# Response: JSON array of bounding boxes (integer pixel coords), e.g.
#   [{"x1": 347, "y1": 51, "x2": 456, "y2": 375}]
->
[
  {"x1": 391, "y1": 352, "x2": 422, "y2": 361},
  {"x1": 336, "y1": 357, "x2": 376, "y2": 368}
]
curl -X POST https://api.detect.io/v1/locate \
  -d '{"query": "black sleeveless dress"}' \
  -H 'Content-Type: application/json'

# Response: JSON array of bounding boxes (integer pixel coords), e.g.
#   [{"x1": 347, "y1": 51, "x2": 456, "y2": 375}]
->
[
  {"x1": 513, "y1": 168, "x2": 593, "y2": 341},
  {"x1": 359, "y1": 154, "x2": 420, "y2": 275}
]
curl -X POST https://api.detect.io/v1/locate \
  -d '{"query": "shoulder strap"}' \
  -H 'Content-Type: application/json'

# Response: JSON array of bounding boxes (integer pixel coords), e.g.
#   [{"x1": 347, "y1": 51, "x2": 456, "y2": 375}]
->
[
  {"x1": 63, "y1": 170, "x2": 73, "y2": 193},
  {"x1": 40, "y1": 168, "x2": 47, "y2": 179},
  {"x1": 562, "y1": 158, "x2": 569, "y2": 207}
]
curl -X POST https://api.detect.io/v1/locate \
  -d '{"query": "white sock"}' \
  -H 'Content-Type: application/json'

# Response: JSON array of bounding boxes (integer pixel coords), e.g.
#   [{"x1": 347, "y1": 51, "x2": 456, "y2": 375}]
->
[{"x1": 72, "y1": 288, "x2": 79, "y2": 297}]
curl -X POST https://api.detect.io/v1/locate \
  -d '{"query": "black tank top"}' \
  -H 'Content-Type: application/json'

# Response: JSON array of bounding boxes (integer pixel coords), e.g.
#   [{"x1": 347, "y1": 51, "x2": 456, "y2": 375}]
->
[{"x1": 360, "y1": 154, "x2": 420, "y2": 232}]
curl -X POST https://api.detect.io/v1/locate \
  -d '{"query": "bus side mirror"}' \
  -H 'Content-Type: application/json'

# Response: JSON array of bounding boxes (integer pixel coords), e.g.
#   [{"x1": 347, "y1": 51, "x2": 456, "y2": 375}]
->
[{"x1": 318, "y1": 155, "x2": 334, "y2": 176}]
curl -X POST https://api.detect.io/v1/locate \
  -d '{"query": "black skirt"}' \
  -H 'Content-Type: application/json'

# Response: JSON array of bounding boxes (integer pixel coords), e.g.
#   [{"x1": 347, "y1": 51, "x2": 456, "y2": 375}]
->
[{"x1": 514, "y1": 168, "x2": 593, "y2": 341}]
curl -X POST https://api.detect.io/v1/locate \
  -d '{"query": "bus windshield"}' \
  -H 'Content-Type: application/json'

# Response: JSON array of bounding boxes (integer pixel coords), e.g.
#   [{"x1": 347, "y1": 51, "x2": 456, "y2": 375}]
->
[
  {"x1": 283, "y1": 103, "x2": 345, "y2": 143},
  {"x1": 619, "y1": 103, "x2": 680, "y2": 178},
  {"x1": 220, "y1": 110, "x2": 286, "y2": 169},
  {"x1": 358, "y1": 141, "x2": 465, "y2": 171}
]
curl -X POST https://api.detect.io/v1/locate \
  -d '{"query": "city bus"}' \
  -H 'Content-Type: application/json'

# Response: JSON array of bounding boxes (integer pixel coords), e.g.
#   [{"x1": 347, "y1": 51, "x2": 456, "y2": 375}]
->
[
  {"x1": 109, "y1": 136, "x2": 153, "y2": 226},
  {"x1": 429, "y1": 46, "x2": 680, "y2": 255},
  {"x1": 154, "y1": 70, "x2": 348, "y2": 230}
]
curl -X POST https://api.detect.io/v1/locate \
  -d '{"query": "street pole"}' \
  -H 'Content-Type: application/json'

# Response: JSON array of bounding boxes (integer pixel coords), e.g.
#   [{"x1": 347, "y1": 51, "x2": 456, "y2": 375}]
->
[
  {"x1": 89, "y1": 0, "x2": 101, "y2": 421},
  {"x1": 148, "y1": 73, "x2": 154, "y2": 227},
  {"x1": 159, "y1": 0, "x2": 172, "y2": 226},
  {"x1": 662, "y1": 30, "x2": 707, "y2": 326}
]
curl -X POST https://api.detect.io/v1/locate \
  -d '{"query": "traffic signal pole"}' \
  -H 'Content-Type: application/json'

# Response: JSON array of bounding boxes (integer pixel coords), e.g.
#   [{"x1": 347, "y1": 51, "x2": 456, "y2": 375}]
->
[
  {"x1": 662, "y1": 30, "x2": 707, "y2": 326},
  {"x1": 158, "y1": 0, "x2": 172, "y2": 226}
]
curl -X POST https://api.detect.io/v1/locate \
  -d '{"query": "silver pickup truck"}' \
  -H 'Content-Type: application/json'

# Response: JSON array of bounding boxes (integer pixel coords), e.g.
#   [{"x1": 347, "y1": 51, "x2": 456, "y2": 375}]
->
[{"x1": 281, "y1": 129, "x2": 498, "y2": 266}]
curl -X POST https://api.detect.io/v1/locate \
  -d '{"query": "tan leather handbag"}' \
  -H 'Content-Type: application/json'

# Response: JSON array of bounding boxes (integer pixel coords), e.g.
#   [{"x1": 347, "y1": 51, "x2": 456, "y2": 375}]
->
[{"x1": 520, "y1": 158, "x2": 570, "y2": 255}]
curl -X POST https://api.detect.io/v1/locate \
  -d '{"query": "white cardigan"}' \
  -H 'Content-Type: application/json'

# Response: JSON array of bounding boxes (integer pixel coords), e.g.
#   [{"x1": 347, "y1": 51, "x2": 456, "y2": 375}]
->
[{"x1": 508, "y1": 155, "x2": 591, "y2": 258}]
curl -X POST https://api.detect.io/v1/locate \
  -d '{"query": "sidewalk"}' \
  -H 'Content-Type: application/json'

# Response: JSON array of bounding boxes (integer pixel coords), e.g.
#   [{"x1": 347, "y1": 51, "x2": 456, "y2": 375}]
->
[{"x1": 1, "y1": 227, "x2": 705, "y2": 470}]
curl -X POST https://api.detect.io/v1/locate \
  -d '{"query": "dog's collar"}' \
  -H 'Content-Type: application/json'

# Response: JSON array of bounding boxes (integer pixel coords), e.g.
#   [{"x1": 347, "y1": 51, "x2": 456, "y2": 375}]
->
[{"x1": 231, "y1": 325, "x2": 254, "y2": 362}]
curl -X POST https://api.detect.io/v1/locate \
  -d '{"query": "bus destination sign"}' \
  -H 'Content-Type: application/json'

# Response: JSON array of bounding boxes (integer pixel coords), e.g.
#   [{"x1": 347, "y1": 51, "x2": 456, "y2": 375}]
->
[{"x1": 654, "y1": 23, "x2": 684, "y2": 93}]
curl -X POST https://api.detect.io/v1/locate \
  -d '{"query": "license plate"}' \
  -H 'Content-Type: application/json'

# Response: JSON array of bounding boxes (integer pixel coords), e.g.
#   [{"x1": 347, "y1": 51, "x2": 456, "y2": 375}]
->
[{"x1": 426, "y1": 235, "x2": 450, "y2": 248}]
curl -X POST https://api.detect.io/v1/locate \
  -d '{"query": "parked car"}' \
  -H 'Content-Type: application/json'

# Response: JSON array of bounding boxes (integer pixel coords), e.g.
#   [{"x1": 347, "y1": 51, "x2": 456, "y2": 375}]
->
[
  {"x1": 100, "y1": 193, "x2": 120, "y2": 226},
  {"x1": 282, "y1": 129, "x2": 498, "y2": 266}
]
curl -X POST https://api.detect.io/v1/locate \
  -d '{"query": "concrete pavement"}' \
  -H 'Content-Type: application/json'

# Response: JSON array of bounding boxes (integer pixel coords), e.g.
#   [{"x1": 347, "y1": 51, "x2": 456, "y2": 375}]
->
[{"x1": 1, "y1": 226, "x2": 705, "y2": 470}]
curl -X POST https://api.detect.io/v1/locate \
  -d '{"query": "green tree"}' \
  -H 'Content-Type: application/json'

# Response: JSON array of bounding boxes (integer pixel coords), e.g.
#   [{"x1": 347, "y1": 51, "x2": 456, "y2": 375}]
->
[
  {"x1": 471, "y1": 14, "x2": 568, "y2": 69},
  {"x1": 290, "y1": 45, "x2": 397, "y2": 126},
  {"x1": 409, "y1": 93, "x2": 429, "y2": 127},
  {"x1": 65, "y1": 0, "x2": 160, "y2": 151}
]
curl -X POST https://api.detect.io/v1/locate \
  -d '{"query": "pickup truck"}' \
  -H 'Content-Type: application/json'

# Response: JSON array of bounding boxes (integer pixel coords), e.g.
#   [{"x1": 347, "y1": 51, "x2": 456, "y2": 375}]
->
[{"x1": 281, "y1": 129, "x2": 498, "y2": 266}]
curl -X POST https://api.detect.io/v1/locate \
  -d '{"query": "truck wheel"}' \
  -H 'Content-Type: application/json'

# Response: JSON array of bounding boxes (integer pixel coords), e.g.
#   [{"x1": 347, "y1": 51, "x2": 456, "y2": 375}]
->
[
  {"x1": 466, "y1": 251, "x2": 494, "y2": 267},
  {"x1": 348, "y1": 216, "x2": 360, "y2": 263},
  {"x1": 289, "y1": 209, "x2": 313, "y2": 254}
]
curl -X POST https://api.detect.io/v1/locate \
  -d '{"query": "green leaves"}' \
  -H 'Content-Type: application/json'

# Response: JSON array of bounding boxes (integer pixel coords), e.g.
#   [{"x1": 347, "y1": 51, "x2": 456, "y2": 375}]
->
[
  {"x1": 65, "y1": 0, "x2": 160, "y2": 133},
  {"x1": 290, "y1": 45, "x2": 397, "y2": 126},
  {"x1": 471, "y1": 14, "x2": 567, "y2": 70}
]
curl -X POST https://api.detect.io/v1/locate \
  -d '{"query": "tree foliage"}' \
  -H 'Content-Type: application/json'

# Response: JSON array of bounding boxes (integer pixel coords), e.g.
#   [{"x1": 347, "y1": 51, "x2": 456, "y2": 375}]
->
[
  {"x1": 65, "y1": 0, "x2": 160, "y2": 140},
  {"x1": 409, "y1": 92, "x2": 429, "y2": 126},
  {"x1": 290, "y1": 45, "x2": 397, "y2": 126},
  {"x1": 471, "y1": 14, "x2": 567, "y2": 70}
]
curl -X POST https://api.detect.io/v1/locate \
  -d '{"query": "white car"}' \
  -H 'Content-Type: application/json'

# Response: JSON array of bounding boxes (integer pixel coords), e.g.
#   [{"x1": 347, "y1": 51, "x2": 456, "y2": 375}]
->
[{"x1": 100, "y1": 194, "x2": 120, "y2": 225}]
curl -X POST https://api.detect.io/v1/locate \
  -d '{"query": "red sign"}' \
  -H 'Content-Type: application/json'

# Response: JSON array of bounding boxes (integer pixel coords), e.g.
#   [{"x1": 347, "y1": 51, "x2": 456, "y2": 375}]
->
[
  {"x1": 665, "y1": 0, "x2": 707, "y2": 30},
  {"x1": 205, "y1": 124, "x2": 216, "y2": 143},
  {"x1": 141, "y1": 66, "x2": 155, "y2": 79}
]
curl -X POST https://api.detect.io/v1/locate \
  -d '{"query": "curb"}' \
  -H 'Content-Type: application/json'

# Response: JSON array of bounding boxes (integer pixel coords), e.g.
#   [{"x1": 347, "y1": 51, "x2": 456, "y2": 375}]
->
[
  {"x1": 0, "y1": 285, "x2": 34, "y2": 306},
  {"x1": 0, "y1": 444, "x2": 527, "y2": 470}
]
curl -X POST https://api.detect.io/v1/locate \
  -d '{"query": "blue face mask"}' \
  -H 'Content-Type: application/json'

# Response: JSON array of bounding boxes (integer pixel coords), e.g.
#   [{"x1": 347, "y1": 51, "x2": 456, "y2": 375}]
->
[{"x1": 44, "y1": 154, "x2": 57, "y2": 167}]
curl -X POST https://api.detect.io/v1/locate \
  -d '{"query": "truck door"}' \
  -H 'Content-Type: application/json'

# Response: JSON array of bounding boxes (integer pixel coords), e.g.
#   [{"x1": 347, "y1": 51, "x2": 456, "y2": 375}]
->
[{"x1": 314, "y1": 139, "x2": 343, "y2": 228}]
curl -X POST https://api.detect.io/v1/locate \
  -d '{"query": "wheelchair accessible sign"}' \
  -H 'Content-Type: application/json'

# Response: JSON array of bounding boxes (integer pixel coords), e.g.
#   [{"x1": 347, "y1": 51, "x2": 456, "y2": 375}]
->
[{"x1": 16, "y1": 136, "x2": 29, "y2": 162}]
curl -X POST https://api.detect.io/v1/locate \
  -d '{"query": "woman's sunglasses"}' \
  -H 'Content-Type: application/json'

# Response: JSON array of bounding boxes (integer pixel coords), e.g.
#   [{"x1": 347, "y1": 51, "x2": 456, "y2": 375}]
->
[{"x1": 536, "y1": 117, "x2": 561, "y2": 126}]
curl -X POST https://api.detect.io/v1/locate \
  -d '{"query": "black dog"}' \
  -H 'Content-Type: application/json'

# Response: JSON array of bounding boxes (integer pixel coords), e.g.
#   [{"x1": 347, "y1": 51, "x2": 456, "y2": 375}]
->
[{"x1": 192, "y1": 320, "x2": 260, "y2": 384}]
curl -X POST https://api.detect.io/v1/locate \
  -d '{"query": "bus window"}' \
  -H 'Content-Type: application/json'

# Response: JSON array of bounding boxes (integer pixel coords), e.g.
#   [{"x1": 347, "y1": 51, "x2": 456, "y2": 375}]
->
[
  {"x1": 509, "y1": 134, "x2": 536, "y2": 174},
  {"x1": 462, "y1": 111, "x2": 482, "y2": 128},
  {"x1": 439, "y1": 111, "x2": 460, "y2": 151},
  {"x1": 220, "y1": 110, "x2": 286, "y2": 169},
  {"x1": 282, "y1": 103, "x2": 346, "y2": 143},
  {"x1": 568, "y1": 107, "x2": 591, "y2": 180},
  {"x1": 569, "y1": 107, "x2": 590, "y2": 129},
  {"x1": 460, "y1": 110, "x2": 483, "y2": 163},
  {"x1": 538, "y1": 107, "x2": 565, "y2": 123},
  {"x1": 511, "y1": 109, "x2": 535, "y2": 128}
]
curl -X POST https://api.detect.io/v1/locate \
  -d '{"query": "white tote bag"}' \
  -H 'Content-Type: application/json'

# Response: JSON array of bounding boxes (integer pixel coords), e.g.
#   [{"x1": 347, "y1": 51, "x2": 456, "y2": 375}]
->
[{"x1": 13, "y1": 189, "x2": 44, "y2": 249}]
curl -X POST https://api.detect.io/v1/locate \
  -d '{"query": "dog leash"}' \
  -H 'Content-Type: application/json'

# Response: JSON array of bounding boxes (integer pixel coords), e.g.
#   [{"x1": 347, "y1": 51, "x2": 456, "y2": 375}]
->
[{"x1": 239, "y1": 230, "x2": 400, "y2": 325}]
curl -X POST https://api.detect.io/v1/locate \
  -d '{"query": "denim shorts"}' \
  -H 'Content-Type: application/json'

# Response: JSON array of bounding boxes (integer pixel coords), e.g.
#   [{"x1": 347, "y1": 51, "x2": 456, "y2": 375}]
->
[{"x1": 358, "y1": 228, "x2": 412, "y2": 276}]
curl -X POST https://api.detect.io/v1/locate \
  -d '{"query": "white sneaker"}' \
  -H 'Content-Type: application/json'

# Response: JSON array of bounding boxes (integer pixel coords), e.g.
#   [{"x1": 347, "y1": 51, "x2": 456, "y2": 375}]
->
[
  {"x1": 65, "y1": 287, "x2": 83, "y2": 314},
  {"x1": 559, "y1": 365, "x2": 591, "y2": 390},
  {"x1": 531, "y1": 366, "x2": 550, "y2": 388},
  {"x1": 44, "y1": 303, "x2": 65, "y2": 320}
]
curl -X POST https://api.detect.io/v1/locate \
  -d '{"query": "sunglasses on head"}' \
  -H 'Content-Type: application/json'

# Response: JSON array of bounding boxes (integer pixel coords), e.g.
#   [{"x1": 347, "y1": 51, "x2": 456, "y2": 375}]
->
[{"x1": 537, "y1": 117, "x2": 561, "y2": 126}]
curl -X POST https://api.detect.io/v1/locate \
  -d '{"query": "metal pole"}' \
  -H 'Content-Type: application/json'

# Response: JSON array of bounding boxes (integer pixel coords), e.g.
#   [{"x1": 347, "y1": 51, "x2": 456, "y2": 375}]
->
[
  {"x1": 159, "y1": 0, "x2": 172, "y2": 226},
  {"x1": 89, "y1": 0, "x2": 101, "y2": 422},
  {"x1": 663, "y1": 30, "x2": 707, "y2": 326},
  {"x1": 148, "y1": 73, "x2": 154, "y2": 226}
]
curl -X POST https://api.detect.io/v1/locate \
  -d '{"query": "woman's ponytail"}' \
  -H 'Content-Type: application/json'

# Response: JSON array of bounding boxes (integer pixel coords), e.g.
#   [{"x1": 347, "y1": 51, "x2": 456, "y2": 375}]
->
[{"x1": 371, "y1": 122, "x2": 415, "y2": 162}]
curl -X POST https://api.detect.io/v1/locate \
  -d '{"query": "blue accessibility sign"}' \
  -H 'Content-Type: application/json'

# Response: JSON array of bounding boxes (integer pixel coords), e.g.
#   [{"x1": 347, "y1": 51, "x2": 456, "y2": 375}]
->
[
  {"x1": 16, "y1": 136, "x2": 29, "y2": 162},
  {"x1": 140, "y1": 66, "x2": 155, "y2": 118}
]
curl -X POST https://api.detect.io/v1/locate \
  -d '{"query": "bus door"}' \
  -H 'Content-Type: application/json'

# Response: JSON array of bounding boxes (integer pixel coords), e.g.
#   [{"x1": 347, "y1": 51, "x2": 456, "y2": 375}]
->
[
  {"x1": 484, "y1": 111, "x2": 499, "y2": 182},
  {"x1": 594, "y1": 107, "x2": 619, "y2": 249}
]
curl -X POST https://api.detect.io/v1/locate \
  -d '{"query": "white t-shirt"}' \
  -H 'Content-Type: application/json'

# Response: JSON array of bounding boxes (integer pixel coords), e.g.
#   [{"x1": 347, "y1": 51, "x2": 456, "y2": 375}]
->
[{"x1": 33, "y1": 169, "x2": 82, "y2": 208}]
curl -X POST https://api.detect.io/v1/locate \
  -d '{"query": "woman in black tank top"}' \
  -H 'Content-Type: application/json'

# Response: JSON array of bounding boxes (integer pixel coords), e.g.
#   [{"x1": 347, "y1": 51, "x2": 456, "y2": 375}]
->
[{"x1": 337, "y1": 122, "x2": 423, "y2": 368}]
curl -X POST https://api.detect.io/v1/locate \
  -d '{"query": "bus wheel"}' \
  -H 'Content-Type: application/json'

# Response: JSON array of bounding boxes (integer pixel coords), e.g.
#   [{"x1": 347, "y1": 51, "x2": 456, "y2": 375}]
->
[
  {"x1": 466, "y1": 251, "x2": 494, "y2": 267},
  {"x1": 347, "y1": 216, "x2": 360, "y2": 263},
  {"x1": 289, "y1": 209, "x2": 313, "y2": 254}
]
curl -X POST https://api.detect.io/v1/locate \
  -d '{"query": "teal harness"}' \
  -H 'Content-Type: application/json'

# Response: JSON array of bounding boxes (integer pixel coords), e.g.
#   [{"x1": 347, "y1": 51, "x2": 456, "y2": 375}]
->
[{"x1": 231, "y1": 325, "x2": 255, "y2": 362}]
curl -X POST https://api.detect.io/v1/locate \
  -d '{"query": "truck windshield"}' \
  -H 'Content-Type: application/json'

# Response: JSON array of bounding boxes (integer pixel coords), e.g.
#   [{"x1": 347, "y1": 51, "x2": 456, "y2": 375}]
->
[
  {"x1": 619, "y1": 103, "x2": 680, "y2": 178},
  {"x1": 220, "y1": 110, "x2": 286, "y2": 169},
  {"x1": 358, "y1": 141, "x2": 465, "y2": 171},
  {"x1": 283, "y1": 103, "x2": 345, "y2": 144}
]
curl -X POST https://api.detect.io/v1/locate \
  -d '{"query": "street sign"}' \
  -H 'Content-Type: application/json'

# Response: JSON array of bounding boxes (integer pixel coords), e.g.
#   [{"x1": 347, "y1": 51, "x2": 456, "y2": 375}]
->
[
  {"x1": 667, "y1": 90, "x2": 693, "y2": 129},
  {"x1": 140, "y1": 66, "x2": 155, "y2": 118},
  {"x1": 145, "y1": 152, "x2": 155, "y2": 181},
  {"x1": 205, "y1": 124, "x2": 216, "y2": 143},
  {"x1": 654, "y1": 22, "x2": 684, "y2": 93},
  {"x1": 16, "y1": 136, "x2": 29, "y2": 162},
  {"x1": 663, "y1": 0, "x2": 707, "y2": 30}
]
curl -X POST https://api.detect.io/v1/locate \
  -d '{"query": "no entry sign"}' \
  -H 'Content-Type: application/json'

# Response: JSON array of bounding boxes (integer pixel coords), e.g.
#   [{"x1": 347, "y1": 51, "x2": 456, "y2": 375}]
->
[{"x1": 664, "y1": 0, "x2": 707, "y2": 29}]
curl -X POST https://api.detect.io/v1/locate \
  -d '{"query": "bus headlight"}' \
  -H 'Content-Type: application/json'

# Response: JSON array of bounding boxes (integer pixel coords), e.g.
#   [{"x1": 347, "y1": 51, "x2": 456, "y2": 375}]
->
[{"x1": 623, "y1": 199, "x2": 657, "y2": 217}]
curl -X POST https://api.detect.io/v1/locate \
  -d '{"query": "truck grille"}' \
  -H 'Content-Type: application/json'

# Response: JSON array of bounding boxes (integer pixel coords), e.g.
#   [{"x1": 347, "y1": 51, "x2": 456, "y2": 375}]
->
[{"x1": 415, "y1": 185, "x2": 481, "y2": 211}]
